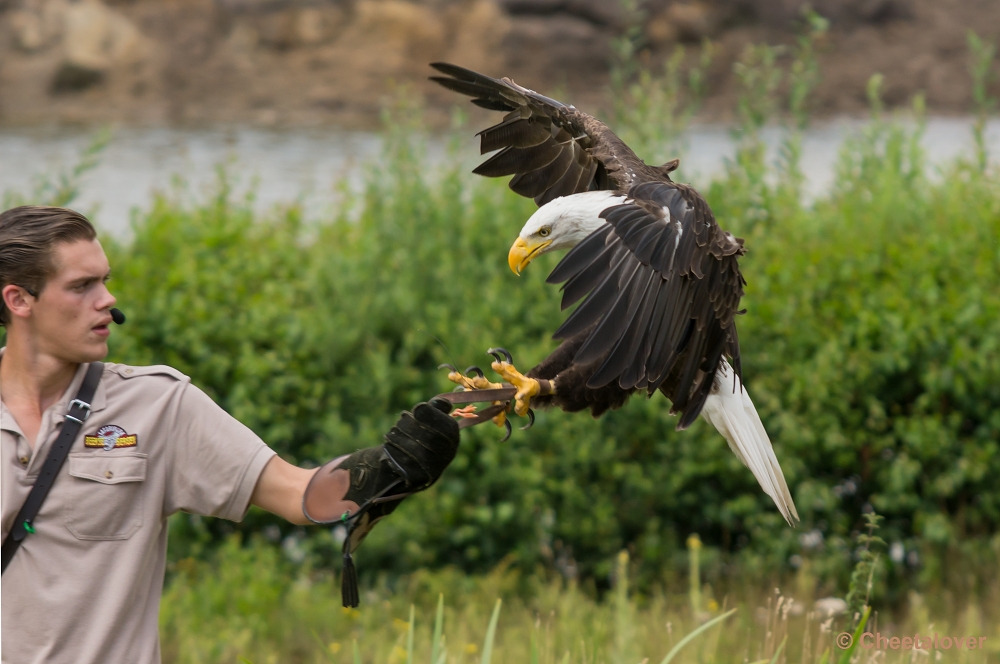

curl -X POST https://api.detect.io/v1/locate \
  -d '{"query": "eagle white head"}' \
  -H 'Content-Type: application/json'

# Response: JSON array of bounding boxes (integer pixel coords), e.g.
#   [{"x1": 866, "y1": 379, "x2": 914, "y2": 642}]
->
[{"x1": 507, "y1": 191, "x2": 627, "y2": 275}]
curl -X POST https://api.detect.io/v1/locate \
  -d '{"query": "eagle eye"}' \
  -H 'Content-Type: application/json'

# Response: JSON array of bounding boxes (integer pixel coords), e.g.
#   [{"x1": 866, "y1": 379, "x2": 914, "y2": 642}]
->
[{"x1": 538, "y1": 227, "x2": 551, "y2": 237}]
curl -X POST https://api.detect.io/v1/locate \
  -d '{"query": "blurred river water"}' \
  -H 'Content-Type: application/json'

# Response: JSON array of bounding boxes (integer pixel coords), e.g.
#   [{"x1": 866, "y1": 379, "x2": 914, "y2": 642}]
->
[{"x1": 1, "y1": 118, "x2": 998, "y2": 237}]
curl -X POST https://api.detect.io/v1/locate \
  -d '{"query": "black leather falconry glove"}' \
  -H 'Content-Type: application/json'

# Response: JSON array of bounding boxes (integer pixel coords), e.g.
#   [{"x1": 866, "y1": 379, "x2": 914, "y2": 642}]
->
[{"x1": 302, "y1": 398, "x2": 460, "y2": 607}]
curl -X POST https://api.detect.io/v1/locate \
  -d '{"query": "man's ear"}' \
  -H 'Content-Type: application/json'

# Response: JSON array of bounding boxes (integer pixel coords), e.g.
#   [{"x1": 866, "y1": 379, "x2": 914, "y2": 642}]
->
[{"x1": 2, "y1": 284, "x2": 35, "y2": 321}]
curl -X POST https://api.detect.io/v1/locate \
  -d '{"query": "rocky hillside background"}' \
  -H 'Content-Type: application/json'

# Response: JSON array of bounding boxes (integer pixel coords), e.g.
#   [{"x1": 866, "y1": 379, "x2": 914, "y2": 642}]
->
[{"x1": 1, "y1": 0, "x2": 998, "y2": 127}]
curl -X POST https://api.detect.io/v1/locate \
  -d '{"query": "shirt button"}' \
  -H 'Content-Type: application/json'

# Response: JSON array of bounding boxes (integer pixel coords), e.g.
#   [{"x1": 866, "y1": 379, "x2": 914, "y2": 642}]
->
[
  {"x1": 18, "y1": 456, "x2": 29, "y2": 465},
  {"x1": 105, "y1": 470, "x2": 114, "y2": 479}
]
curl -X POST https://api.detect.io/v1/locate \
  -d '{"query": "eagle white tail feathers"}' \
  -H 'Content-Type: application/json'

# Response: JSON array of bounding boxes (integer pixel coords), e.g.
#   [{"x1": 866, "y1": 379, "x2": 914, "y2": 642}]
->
[{"x1": 699, "y1": 360, "x2": 800, "y2": 526}]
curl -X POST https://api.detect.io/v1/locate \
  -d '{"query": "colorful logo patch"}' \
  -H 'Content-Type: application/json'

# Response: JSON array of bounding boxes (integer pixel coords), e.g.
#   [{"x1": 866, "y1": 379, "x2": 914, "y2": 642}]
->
[{"x1": 85, "y1": 425, "x2": 138, "y2": 451}]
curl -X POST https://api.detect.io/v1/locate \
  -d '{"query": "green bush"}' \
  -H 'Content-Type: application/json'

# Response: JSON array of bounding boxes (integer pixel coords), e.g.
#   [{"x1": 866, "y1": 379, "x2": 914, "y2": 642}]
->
[
  {"x1": 88, "y1": 102, "x2": 1000, "y2": 604},
  {"x1": 6, "y1": 33, "x2": 998, "y2": 607}
]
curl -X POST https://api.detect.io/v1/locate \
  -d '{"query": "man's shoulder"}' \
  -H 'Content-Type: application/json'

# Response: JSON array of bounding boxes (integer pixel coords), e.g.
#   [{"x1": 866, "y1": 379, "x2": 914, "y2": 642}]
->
[{"x1": 102, "y1": 362, "x2": 191, "y2": 384}]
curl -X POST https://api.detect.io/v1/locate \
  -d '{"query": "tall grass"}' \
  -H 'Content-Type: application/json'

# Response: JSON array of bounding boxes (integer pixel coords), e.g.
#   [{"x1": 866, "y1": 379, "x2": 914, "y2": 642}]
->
[{"x1": 160, "y1": 532, "x2": 998, "y2": 663}]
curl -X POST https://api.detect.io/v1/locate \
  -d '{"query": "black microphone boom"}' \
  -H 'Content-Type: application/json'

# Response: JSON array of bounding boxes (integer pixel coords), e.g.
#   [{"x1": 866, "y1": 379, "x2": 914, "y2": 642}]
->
[{"x1": 110, "y1": 308, "x2": 126, "y2": 325}]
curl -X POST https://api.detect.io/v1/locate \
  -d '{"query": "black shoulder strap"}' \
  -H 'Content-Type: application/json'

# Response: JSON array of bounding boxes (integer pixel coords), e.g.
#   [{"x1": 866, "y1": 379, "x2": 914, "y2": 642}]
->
[{"x1": 1, "y1": 361, "x2": 104, "y2": 574}]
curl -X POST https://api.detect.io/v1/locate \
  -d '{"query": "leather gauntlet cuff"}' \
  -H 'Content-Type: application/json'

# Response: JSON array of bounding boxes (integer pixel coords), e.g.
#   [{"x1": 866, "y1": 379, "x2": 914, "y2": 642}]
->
[
  {"x1": 302, "y1": 446, "x2": 411, "y2": 526},
  {"x1": 303, "y1": 447, "x2": 413, "y2": 608},
  {"x1": 301, "y1": 399, "x2": 460, "y2": 608}
]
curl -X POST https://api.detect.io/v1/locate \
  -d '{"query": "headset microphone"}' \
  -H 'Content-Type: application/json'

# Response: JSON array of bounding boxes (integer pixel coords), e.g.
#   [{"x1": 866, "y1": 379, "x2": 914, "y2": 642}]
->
[{"x1": 110, "y1": 308, "x2": 126, "y2": 325}]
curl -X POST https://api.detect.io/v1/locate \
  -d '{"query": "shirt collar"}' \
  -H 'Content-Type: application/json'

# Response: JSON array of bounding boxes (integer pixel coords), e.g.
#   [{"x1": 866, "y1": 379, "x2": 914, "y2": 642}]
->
[
  {"x1": 0, "y1": 346, "x2": 20, "y2": 436},
  {"x1": 0, "y1": 347, "x2": 107, "y2": 435}
]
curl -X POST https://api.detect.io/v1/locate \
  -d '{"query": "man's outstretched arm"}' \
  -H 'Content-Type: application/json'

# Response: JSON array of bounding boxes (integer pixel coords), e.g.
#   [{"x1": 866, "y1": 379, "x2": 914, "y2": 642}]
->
[{"x1": 250, "y1": 399, "x2": 458, "y2": 528}]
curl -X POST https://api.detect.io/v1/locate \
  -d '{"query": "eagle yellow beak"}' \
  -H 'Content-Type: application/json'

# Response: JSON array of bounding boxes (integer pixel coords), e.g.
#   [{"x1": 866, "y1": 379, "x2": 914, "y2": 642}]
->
[{"x1": 508, "y1": 236, "x2": 552, "y2": 275}]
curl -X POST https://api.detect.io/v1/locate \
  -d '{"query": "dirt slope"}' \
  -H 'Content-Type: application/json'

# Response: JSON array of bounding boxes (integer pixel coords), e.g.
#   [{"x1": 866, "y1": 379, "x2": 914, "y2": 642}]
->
[{"x1": 1, "y1": 0, "x2": 998, "y2": 127}]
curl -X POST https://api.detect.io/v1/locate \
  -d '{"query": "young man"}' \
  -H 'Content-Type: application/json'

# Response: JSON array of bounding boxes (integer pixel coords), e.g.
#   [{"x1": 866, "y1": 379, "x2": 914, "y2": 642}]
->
[{"x1": 0, "y1": 205, "x2": 460, "y2": 663}]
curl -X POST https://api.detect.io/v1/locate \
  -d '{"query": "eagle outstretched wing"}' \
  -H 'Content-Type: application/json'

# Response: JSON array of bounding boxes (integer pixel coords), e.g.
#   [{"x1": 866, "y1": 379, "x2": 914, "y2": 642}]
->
[
  {"x1": 430, "y1": 62, "x2": 659, "y2": 205},
  {"x1": 547, "y1": 181, "x2": 746, "y2": 429}
]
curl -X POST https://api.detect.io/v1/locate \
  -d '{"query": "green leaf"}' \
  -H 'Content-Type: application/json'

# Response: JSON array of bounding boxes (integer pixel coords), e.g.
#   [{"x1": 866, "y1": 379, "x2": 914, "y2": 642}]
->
[
  {"x1": 658, "y1": 608, "x2": 737, "y2": 664},
  {"x1": 837, "y1": 606, "x2": 872, "y2": 664},
  {"x1": 480, "y1": 599, "x2": 503, "y2": 664},
  {"x1": 407, "y1": 604, "x2": 415, "y2": 664},
  {"x1": 310, "y1": 628, "x2": 338, "y2": 663},
  {"x1": 431, "y1": 594, "x2": 445, "y2": 664},
  {"x1": 768, "y1": 636, "x2": 787, "y2": 664}
]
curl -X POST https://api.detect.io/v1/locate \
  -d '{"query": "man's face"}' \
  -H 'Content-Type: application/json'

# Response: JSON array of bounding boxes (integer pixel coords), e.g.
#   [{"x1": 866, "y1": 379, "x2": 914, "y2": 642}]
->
[{"x1": 28, "y1": 239, "x2": 117, "y2": 363}]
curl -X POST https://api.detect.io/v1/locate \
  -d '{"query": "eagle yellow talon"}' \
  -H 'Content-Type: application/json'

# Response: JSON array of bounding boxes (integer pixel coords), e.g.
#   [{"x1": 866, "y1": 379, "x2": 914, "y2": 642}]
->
[
  {"x1": 446, "y1": 371, "x2": 502, "y2": 392},
  {"x1": 491, "y1": 361, "x2": 540, "y2": 417}
]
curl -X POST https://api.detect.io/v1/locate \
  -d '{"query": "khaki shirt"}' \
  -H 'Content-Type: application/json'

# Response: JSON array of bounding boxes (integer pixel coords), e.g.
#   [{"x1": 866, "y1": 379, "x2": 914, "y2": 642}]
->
[{"x1": 0, "y1": 358, "x2": 276, "y2": 664}]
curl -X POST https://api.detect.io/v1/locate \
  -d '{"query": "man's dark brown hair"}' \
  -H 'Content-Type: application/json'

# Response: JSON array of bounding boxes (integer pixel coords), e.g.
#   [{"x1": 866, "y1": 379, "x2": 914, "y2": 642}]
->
[{"x1": 0, "y1": 206, "x2": 97, "y2": 326}]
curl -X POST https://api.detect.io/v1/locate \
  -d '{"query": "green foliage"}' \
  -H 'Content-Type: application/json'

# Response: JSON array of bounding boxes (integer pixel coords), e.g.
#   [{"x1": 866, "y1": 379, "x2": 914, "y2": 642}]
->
[
  {"x1": 609, "y1": 42, "x2": 714, "y2": 167},
  {"x1": 844, "y1": 513, "x2": 884, "y2": 623},
  {"x1": 733, "y1": 44, "x2": 785, "y2": 144},
  {"x1": 779, "y1": 10, "x2": 829, "y2": 194},
  {"x1": 608, "y1": 0, "x2": 713, "y2": 166},
  {"x1": 608, "y1": 0, "x2": 646, "y2": 100},
  {"x1": 788, "y1": 11, "x2": 829, "y2": 132},
  {"x1": 1, "y1": 128, "x2": 111, "y2": 210},
  {"x1": 726, "y1": 43, "x2": 787, "y2": 234},
  {"x1": 968, "y1": 31, "x2": 997, "y2": 172}
]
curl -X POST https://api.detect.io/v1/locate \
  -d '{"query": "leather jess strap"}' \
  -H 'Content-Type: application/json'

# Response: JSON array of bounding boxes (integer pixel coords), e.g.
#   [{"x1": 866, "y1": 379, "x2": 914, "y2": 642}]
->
[{"x1": 1, "y1": 362, "x2": 104, "y2": 574}]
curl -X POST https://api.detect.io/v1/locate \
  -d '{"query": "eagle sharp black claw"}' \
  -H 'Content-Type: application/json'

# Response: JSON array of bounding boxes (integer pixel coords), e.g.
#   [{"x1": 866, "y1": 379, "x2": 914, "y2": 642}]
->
[
  {"x1": 438, "y1": 363, "x2": 458, "y2": 372},
  {"x1": 487, "y1": 347, "x2": 513, "y2": 364},
  {"x1": 465, "y1": 366, "x2": 485, "y2": 378},
  {"x1": 500, "y1": 419, "x2": 512, "y2": 442},
  {"x1": 520, "y1": 409, "x2": 535, "y2": 430}
]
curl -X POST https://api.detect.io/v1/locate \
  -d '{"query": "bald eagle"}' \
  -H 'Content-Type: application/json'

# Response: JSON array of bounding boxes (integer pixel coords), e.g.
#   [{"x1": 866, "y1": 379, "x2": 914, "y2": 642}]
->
[{"x1": 430, "y1": 63, "x2": 799, "y2": 525}]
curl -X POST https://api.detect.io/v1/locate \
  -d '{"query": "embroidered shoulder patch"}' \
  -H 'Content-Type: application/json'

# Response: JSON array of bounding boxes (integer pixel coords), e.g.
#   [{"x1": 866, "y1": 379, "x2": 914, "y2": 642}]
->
[{"x1": 85, "y1": 425, "x2": 138, "y2": 451}]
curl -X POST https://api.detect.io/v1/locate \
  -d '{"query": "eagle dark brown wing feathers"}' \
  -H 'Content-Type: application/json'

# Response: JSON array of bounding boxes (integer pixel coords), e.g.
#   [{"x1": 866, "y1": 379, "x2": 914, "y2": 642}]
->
[
  {"x1": 430, "y1": 62, "x2": 660, "y2": 206},
  {"x1": 546, "y1": 181, "x2": 746, "y2": 429}
]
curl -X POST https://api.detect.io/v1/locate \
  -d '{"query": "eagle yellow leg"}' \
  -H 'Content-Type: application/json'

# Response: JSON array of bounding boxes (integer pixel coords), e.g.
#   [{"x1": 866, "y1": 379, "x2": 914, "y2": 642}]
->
[{"x1": 490, "y1": 361, "x2": 540, "y2": 418}]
